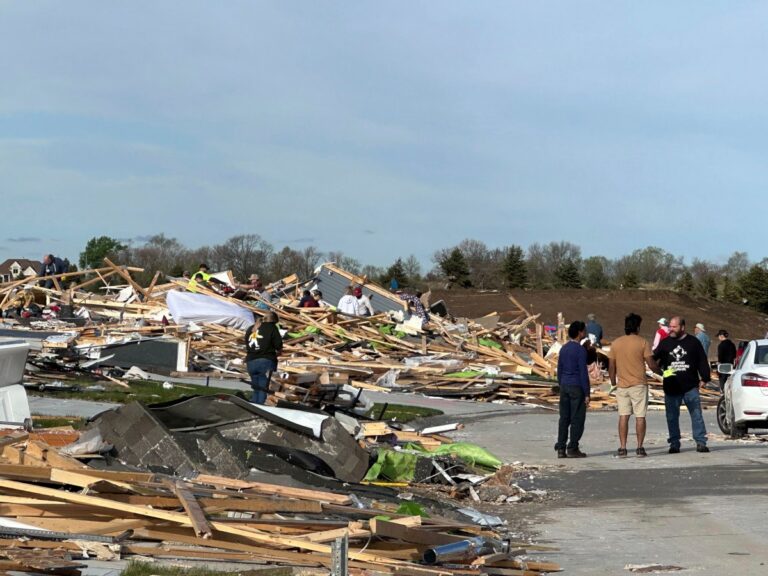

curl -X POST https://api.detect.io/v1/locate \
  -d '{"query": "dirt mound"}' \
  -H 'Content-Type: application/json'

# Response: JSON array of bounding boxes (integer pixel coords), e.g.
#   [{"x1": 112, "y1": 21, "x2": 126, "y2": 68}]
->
[{"x1": 432, "y1": 288, "x2": 768, "y2": 345}]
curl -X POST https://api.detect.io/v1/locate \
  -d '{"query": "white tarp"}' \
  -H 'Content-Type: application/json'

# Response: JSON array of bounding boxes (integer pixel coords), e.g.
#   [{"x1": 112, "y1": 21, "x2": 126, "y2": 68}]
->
[{"x1": 166, "y1": 290, "x2": 254, "y2": 331}]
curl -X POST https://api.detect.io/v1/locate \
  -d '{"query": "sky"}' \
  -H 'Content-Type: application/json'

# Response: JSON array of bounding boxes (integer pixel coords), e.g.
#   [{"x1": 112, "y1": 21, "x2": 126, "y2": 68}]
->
[{"x1": 1, "y1": 1, "x2": 767, "y2": 271}]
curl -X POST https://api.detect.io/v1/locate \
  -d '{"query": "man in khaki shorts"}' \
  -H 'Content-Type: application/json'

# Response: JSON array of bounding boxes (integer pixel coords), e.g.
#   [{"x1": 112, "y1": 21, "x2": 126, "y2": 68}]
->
[{"x1": 608, "y1": 313, "x2": 658, "y2": 457}]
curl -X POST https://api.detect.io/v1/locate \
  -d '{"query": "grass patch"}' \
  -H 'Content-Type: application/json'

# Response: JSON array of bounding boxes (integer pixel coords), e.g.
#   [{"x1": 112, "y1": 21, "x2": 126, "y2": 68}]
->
[
  {"x1": 31, "y1": 415, "x2": 86, "y2": 429},
  {"x1": 28, "y1": 379, "x2": 239, "y2": 405},
  {"x1": 366, "y1": 403, "x2": 442, "y2": 423}
]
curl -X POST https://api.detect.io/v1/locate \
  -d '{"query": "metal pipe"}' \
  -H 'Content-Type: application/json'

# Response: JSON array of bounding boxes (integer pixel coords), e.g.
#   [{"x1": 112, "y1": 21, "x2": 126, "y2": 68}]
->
[{"x1": 422, "y1": 537, "x2": 508, "y2": 565}]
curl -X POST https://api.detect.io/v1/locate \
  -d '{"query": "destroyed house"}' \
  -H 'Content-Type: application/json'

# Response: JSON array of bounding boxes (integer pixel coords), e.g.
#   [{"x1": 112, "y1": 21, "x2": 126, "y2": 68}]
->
[
  {"x1": 312, "y1": 263, "x2": 407, "y2": 314},
  {"x1": 0, "y1": 259, "x2": 40, "y2": 283}
]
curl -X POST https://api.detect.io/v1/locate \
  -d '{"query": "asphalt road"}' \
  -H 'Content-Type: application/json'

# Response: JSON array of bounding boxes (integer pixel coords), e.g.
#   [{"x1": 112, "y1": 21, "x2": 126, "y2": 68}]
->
[{"x1": 442, "y1": 403, "x2": 768, "y2": 575}]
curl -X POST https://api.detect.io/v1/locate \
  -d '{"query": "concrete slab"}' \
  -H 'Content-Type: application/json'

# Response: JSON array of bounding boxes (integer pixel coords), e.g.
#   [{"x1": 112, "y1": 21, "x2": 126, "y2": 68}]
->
[{"x1": 29, "y1": 396, "x2": 119, "y2": 418}]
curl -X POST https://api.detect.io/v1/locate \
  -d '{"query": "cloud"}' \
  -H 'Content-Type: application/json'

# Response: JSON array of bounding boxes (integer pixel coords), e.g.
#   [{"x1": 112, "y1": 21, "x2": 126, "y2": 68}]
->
[
  {"x1": 280, "y1": 237, "x2": 316, "y2": 245},
  {"x1": 6, "y1": 237, "x2": 41, "y2": 243}
]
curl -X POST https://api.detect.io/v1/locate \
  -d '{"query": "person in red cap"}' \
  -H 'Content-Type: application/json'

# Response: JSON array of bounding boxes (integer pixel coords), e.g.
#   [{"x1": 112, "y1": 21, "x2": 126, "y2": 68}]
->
[
  {"x1": 354, "y1": 287, "x2": 374, "y2": 316},
  {"x1": 652, "y1": 318, "x2": 669, "y2": 351}
]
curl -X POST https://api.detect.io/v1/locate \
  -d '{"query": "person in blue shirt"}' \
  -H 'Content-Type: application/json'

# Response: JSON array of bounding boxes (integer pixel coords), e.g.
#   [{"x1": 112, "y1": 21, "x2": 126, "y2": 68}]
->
[
  {"x1": 555, "y1": 320, "x2": 591, "y2": 458},
  {"x1": 586, "y1": 313, "x2": 603, "y2": 347}
]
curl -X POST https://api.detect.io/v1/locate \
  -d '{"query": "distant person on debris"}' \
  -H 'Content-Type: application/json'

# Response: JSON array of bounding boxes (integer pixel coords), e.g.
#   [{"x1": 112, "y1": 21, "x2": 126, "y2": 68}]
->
[
  {"x1": 354, "y1": 287, "x2": 374, "y2": 316},
  {"x1": 337, "y1": 286, "x2": 358, "y2": 315},
  {"x1": 399, "y1": 291, "x2": 430, "y2": 325},
  {"x1": 580, "y1": 337, "x2": 601, "y2": 383},
  {"x1": 694, "y1": 323, "x2": 711, "y2": 359},
  {"x1": 652, "y1": 318, "x2": 669, "y2": 351},
  {"x1": 608, "y1": 313, "x2": 658, "y2": 458},
  {"x1": 238, "y1": 274, "x2": 263, "y2": 292},
  {"x1": 189, "y1": 263, "x2": 226, "y2": 291},
  {"x1": 653, "y1": 316, "x2": 711, "y2": 454},
  {"x1": 311, "y1": 290, "x2": 332, "y2": 308},
  {"x1": 716, "y1": 329, "x2": 737, "y2": 392},
  {"x1": 585, "y1": 313, "x2": 603, "y2": 347},
  {"x1": 244, "y1": 311, "x2": 283, "y2": 405},
  {"x1": 555, "y1": 320, "x2": 590, "y2": 459},
  {"x1": 389, "y1": 277, "x2": 399, "y2": 291},
  {"x1": 298, "y1": 289, "x2": 319, "y2": 308},
  {"x1": 38, "y1": 254, "x2": 66, "y2": 289}
]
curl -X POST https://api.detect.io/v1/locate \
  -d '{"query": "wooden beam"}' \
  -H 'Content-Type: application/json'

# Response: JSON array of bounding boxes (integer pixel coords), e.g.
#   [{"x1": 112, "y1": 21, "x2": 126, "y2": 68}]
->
[{"x1": 169, "y1": 479, "x2": 212, "y2": 539}]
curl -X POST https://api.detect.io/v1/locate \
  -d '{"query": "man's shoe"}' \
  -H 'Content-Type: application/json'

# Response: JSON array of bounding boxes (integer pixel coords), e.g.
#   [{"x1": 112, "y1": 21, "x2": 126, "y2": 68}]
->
[
  {"x1": 636, "y1": 447, "x2": 647, "y2": 458},
  {"x1": 566, "y1": 448, "x2": 587, "y2": 458},
  {"x1": 668, "y1": 446, "x2": 680, "y2": 454},
  {"x1": 556, "y1": 449, "x2": 567, "y2": 458},
  {"x1": 696, "y1": 444, "x2": 710, "y2": 453},
  {"x1": 617, "y1": 447, "x2": 628, "y2": 458}
]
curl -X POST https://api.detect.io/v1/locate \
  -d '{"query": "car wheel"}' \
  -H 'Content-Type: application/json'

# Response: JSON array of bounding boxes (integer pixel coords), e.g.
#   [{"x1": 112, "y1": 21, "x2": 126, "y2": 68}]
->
[
  {"x1": 728, "y1": 402, "x2": 748, "y2": 439},
  {"x1": 717, "y1": 396, "x2": 731, "y2": 435}
]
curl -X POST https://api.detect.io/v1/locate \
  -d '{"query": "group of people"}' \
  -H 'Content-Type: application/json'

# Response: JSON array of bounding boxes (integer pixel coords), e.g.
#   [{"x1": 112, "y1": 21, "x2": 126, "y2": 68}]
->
[
  {"x1": 337, "y1": 286, "x2": 375, "y2": 316},
  {"x1": 556, "y1": 312, "x2": 735, "y2": 459}
]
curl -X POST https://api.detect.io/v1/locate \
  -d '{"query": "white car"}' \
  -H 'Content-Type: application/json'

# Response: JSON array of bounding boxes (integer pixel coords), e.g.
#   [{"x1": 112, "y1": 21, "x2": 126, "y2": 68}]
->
[{"x1": 717, "y1": 339, "x2": 768, "y2": 438}]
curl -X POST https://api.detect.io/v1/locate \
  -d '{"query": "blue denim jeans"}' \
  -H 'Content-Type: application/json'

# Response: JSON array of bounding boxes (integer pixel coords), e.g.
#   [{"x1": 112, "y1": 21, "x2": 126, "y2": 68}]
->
[
  {"x1": 665, "y1": 386, "x2": 707, "y2": 448},
  {"x1": 555, "y1": 385, "x2": 587, "y2": 451},
  {"x1": 246, "y1": 358, "x2": 277, "y2": 404}
]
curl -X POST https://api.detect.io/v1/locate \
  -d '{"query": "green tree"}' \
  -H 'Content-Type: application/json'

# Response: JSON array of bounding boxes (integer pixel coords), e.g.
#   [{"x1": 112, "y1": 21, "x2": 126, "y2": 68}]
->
[
  {"x1": 502, "y1": 245, "x2": 527, "y2": 289},
  {"x1": 622, "y1": 269, "x2": 640, "y2": 289},
  {"x1": 439, "y1": 248, "x2": 472, "y2": 288},
  {"x1": 738, "y1": 265, "x2": 768, "y2": 313},
  {"x1": 79, "y1": 236, "x2": 127, "y2": 269},
  {"x1": 674, "y1": 270, "x2": 695, "y2": 293},
  {"x1": 385, "y1": 258, "x2": 408, "y2": 288},
  {"x1": 553, "y1": 258, "x2": 582, "y2": 289},
  {"x1": 583, "y1": 256, "x2": 610, "y2": 289},
  {"x1": 722, "y1": 274, "x2": 741, "y2": 304},
  {"x1": 697, "y1": 273, "x2": 718, "y2": 299}
]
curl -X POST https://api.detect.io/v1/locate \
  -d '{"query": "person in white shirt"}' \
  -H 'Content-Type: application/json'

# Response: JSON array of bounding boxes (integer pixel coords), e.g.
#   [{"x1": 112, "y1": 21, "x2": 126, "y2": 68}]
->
[
  {"x1": 354, "y1": 287, "x2": 374, "y2": 316},
  {"x1": 337, "y1": 286, "x2": 358, "y2": 315}
]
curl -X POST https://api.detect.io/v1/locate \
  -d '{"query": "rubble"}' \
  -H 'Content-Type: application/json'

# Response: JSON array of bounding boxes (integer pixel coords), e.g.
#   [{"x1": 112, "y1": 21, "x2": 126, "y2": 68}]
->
[
  {"x1": 1, "y1": 259, "x2": 719, "y2": 410},
  {"x1": 0, "y1": 426, "x2": 561, "y2": 575}
]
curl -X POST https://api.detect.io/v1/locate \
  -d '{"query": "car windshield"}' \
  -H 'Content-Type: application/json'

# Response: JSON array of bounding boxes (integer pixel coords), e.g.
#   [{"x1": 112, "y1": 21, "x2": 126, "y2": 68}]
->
[{"x1": 754, "y1": 345, "x2": 768, "y2": 365}]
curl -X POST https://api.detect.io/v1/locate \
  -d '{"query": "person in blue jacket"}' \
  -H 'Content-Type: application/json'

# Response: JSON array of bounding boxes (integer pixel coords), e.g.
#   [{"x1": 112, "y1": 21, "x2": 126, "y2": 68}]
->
[{"x1": 555, "y1": 320, "x2": 591, "y2": 458}]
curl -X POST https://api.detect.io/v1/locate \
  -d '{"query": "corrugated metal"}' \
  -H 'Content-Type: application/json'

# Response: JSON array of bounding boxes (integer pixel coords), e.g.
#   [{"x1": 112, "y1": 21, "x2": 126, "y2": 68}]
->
[{"x1": 311, "y1": 264, "x2": 407, "y2": 314}]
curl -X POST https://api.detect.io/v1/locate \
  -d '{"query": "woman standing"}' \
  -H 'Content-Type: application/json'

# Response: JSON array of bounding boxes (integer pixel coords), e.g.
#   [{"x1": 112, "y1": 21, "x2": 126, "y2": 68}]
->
[{"x1": 244, "y1": 311, "x2": 283, "y2": 404}]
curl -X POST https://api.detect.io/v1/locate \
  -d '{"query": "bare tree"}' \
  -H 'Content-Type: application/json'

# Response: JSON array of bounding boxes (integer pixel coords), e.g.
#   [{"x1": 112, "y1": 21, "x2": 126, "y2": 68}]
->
[
  {"x1": 326, "y1": 251, "x2": 361, "y2": 274},
  {"x1": 402, "y1": 254, "x2": 423, "y2": 284},
  {"x1": 213, "y1": 234, "x2": 273, "y2": 281}
]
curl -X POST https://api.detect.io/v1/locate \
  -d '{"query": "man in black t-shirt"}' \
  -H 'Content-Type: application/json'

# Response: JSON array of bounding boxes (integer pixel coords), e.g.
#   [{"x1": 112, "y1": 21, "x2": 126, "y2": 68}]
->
[{"x1": 653, "y1": 316, "x2": 711, "y2": 454}]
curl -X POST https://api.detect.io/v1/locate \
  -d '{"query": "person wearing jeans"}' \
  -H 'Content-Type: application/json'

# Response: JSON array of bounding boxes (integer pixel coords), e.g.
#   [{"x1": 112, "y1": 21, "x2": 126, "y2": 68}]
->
[
  {"x1": 246, "y1": 357, "x2": 277, "y2": 404},
  {"x1": 653, "y1": 316, "x2": 712, "y2": 453},
  {"x1": 555, "y1": 320, "x2": 591, "y2": 458},
  {"x1": 244, "y1": 311, "x2": 283, "y2": 405},
  {"x1": 664, "y1": 387, "x2": 708, "y2": 448}
]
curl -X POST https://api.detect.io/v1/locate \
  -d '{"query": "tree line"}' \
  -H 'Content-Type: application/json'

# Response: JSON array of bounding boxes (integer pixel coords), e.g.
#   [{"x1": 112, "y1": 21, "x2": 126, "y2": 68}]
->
[
  {"x1": 76, "y1": 235, "x2": 768, "y2": 314},
  {"x1": 435, "y1": 239, "x2": 768, "y2": 311}
]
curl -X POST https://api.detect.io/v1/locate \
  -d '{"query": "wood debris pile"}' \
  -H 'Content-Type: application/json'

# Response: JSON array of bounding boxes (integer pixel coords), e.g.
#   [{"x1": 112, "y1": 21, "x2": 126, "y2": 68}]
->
[
  {"x1": 0, "y1": 260, "x2": 718, "y2": 409},
  {"x1": 0, "y1": 432, "x2": 560, "y2": 575}
]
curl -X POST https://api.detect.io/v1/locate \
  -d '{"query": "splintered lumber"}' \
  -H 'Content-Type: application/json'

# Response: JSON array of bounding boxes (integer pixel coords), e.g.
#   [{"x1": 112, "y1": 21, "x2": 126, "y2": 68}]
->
[
  {"x1": 167, "y1": 479, "x2": 213, "y2": 539},
  {"x1": 192, "y1": 474, "x2": 353, "y2": 505},
  {"x1": 0, "y1": 478, "x2": 404, "y2": 564}
]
